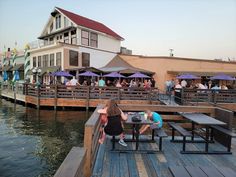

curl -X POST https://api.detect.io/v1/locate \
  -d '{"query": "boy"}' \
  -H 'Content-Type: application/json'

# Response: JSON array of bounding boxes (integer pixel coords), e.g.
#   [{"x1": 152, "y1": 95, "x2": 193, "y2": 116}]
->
[{"x1": 139, "y1": 110, "x2": 163, "y2": 134}]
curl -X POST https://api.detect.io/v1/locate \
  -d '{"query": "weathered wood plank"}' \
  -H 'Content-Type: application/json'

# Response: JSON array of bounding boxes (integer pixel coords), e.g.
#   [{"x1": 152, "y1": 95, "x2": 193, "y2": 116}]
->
[{"x1": 54, "y1": 147, "x2": 86, "y2": 177}]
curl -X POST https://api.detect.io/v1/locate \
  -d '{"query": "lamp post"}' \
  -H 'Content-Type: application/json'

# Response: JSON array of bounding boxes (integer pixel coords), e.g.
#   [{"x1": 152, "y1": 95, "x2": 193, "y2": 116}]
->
[{"x1": 32, "y1": 67, "x2": 42, "y2": 85}]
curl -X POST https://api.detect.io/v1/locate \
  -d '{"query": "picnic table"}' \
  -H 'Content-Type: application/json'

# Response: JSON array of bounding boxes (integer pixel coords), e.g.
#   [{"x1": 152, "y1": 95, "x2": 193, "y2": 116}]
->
[
  {"x1": 180, "y1": 113, "x2": 228, "y2": 154},
  {"x1": 123, "y1": 113, "x2": 167, "y2": 153}
]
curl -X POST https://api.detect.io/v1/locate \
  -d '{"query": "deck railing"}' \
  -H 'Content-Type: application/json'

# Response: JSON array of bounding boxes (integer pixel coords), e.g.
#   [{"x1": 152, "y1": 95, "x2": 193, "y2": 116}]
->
[
  {"x1": 175, "y1": 88, "x2": 236, "y2": 105},
  {"x1": 23, "y1": 84, "x2": 160, "y2": 101}
]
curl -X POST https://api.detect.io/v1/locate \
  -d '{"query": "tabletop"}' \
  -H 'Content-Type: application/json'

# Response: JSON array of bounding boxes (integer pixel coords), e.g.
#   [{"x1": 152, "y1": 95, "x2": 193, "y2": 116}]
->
[
  {"x1": 125, "y1": 114, "x2": 153, "y2": 125},
  {"x1": 181, "y1": 113, "x2": 226, "y2": 126}
]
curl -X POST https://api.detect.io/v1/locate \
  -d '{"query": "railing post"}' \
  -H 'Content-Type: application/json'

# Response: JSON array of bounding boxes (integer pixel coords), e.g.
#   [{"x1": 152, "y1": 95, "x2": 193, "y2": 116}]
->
[
  {"x1": 181, "y1": 88, "x2": 184, "y2": 105},
  {"x1": 86, "y1": 86, "x2": 90, "y2": 110},
  {"x1": 37, "y1": 85, "x2": 40, "y2": 109},
  {"x1": 54, "y1": 85, "x2": 58, "y2": 110},
  {"x1": 14, "y1": 82, "x2": 17, "y2": 103},
  {"x1": 117, "y1": 88, "x2": 121, "y2": 102}
]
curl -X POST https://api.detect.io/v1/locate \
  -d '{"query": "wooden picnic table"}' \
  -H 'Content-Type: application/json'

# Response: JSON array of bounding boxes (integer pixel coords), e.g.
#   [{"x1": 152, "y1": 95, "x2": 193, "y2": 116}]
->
[{"x1": 180, "y1": 113, "x2": 228, "y2": 154}]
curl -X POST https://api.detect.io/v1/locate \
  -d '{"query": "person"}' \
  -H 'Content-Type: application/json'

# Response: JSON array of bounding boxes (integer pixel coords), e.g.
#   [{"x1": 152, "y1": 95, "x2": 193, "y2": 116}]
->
[
  {"x1": 97, "y1": 99, "x2": 128, "y2": 146},
  {"x1": 139, "y1": 110, "x2": 163, "y2": 134},
  {"x1": 181, "y1": 79, "x2": 187, "y2": 88},
  {"x1": 98, "y1": 77, "x2": 105, "y2": 87},
  {"x1": 70, "y1": 76, "x2": 78, "y2": 86},
  {"x1": 151, "y1": 77, "x2": 156, "y2": 88}
]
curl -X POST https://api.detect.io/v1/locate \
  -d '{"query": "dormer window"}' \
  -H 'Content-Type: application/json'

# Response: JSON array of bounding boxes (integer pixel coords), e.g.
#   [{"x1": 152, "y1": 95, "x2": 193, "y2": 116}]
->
[{"x1": 56, "y1": 15, "x2": 61, "y2": 29}]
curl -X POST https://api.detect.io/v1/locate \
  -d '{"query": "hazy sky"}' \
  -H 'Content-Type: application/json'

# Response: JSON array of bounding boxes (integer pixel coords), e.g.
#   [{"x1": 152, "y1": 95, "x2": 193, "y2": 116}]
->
[{"x1": 0, "y1": 0, "x2": 236, "y2": 60}]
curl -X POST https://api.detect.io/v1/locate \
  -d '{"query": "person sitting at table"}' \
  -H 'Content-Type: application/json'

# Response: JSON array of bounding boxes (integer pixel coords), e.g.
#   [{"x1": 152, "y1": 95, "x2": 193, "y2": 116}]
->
[
  {"x1": 97, "y1": 99, "x2": 128, "y2": 146},
  {"x1": 139, "y1": 110, "x2": 163, "y2": 134}
]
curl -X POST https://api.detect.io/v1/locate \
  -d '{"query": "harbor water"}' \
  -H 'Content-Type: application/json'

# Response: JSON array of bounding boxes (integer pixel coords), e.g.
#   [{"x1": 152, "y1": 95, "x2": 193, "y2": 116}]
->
[{"x1": 0, "y1": 99, "x2": 91, "y2": 177}]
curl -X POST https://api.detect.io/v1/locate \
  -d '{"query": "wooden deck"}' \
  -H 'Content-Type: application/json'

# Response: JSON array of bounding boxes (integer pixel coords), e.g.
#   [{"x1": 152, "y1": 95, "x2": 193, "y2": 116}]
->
[{"x1": 92, "y1": 136, "x2": 236, "y2": 177}]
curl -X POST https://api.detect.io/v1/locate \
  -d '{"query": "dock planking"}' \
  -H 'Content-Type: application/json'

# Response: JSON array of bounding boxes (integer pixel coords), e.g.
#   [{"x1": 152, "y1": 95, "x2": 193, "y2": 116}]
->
[{"x1": 92, "y1": 136, "x2": 236, "y2": 177}]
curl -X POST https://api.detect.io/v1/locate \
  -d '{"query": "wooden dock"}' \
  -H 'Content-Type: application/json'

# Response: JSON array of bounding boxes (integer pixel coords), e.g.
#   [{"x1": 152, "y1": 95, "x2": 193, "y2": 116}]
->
[
  {"x1": 92, "y1": 136, "x2": 236, "y2": 177},
  {"x1": 53, "y1": 104, "x2": 235, "y2": 177}
]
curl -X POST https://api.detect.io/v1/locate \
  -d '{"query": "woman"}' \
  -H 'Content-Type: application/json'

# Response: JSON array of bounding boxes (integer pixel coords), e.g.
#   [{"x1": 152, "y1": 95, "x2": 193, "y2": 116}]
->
[{"x1": 98, "y1": 99, "x2": 128, "y2": 146}]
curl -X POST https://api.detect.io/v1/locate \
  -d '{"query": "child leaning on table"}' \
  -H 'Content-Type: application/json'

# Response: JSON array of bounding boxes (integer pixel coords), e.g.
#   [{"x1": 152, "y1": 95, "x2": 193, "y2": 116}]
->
[{"x1": 139, "y1": 110, "x2": 163, "y2": 134}]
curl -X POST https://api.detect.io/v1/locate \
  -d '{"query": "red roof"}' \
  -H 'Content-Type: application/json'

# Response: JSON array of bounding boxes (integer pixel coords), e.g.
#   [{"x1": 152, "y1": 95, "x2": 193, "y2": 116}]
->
[{"x1": 56, "y1": 7, "x2": 124, "y2": 40}]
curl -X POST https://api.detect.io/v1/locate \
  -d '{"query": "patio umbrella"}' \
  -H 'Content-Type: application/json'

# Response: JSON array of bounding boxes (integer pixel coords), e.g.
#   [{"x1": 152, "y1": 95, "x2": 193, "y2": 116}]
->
[
  {"x1": 103, "y1": 71, "x2": 125, "y2": 78},
  {"x1": 78, "y1": 71, "x2": 99, "y2": 77},
  {"x1": 3, "y1": 71, "x2": 8, "y2": 81},
  {"x1": 52, "y1": 71, "x2": 73, "y2": 77},
  {"x1": 13, "y1": 70, "x2": 20, "y2": 81},
  {"x1": 128, "y1": 72, "x2": 150, "y2": 78},
  {"x1": 210, "y1": 74, "x2": 235, "y2": 81},
  {"x1": 176, "y1": 73, "x2": 200, "y2": 80}
]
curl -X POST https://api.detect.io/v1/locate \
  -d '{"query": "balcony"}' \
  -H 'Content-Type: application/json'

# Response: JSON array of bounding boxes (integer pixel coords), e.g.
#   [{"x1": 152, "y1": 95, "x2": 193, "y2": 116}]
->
[{"x1": 29, "y1": 38, "x2": 78, "y2": 50}]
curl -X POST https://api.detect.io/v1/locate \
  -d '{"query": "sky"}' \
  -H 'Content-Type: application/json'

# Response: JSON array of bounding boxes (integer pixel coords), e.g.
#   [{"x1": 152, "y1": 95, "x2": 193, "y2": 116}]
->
[{"x1": 0, "y1": 0, "x2": 236, "y2": 60}]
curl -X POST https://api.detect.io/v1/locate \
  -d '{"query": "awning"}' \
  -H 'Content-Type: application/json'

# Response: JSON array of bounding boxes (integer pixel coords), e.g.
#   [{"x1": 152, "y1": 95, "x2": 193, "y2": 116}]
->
[
  {"x1": 3, "y1": 65, "x2": 12, "y2": 71},
  {"x1": 11, "y1": 64, "x2": 24, "y2": 71},
  {"x1": 39, "y1": 66, "x2": 60, "y2": 76},
  {"x1": 27, "y1": 66, "x2": 60, "y2": 76}
]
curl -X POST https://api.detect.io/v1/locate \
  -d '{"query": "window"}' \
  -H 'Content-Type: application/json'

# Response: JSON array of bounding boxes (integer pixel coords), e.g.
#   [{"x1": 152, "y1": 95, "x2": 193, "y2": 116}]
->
[
  {"x1": 50, "y1": 54, "x2": 54, "y2": 66},
  {"x1": 64, "y1": 17, "x2": 68, "y2": 27},
  {"x1": 43, "y1": 55, "x2": 48, "y2": 67},
  {"x1": 38, "y1": 56, "x2": 41, "y2": 67},
  {"x1": 50, "y1": 23, "x2": 53, "y2": 32},
  {"x1": 56, "y1": 52, "x2": 61, "y2": 66},
  {"x1": 49, "y1": 37, "x2": 54, "y2": 44},
  {"x1": 90, "y1": 32, "x2": 98, "y2": 48},
  {"x1": 69, "y1": 50, "x2": 78, "y2": 66},
  {"x1": 56, "y1": 15, "x2": 61, "y2": 29},
  {"x1": 81, "y1": 30, "x2": 89, "y2": 46},
  {"x1": 64, "y1": 32, "x2": 69, "y2": 43},
  {"x1": 71, "y1": 30, "x2": 77, "y2": 44},
  {"x1": 33, "y1": 57, "x2": 37, "y2": 67},
  {"x1": 82, "y1": 53, "x2": 90, "y2": 67}
]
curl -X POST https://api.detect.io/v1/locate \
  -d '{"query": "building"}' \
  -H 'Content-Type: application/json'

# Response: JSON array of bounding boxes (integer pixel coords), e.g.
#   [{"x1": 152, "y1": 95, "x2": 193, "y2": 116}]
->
[
  {"x1": 0, "y1": 49, "x2": 25, "y2": 82},
  {"x1": 105, "y1": 54, "x2": 236, "y2": 91},
  {"x1": 28, "y1": 7, "x2": 124, "y2": 83}
]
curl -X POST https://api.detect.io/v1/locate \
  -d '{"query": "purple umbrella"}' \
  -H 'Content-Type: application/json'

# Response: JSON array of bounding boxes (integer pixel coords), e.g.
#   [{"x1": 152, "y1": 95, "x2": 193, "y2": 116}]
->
[
  {"x1": 128, "y1": 72, "x2": 150, "y2": 78},
  {"x1": 176, "y1": 73, "x2": 200, "y2": 80},
  {"x1": 52, "y1": 71, "x2": 73, "y2": 77},
  {"x1": 210, "y1": 74, "x2": 235, "y2": 81},
  {"x1": 103, "y1": 72, "x2": 125, "y2": 78},
  {"x1": 78, "y1": 71, "x2": 99, "y2": 77}
]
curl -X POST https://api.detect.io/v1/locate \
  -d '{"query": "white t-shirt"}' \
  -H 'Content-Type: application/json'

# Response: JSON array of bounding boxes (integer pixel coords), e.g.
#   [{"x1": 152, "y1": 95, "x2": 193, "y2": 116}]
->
[
  {"x1": 70, "y1": 78, "x2": 78, "y2": 86},
  {"x1": 181, "y1": 80, "x2": 187, "y2": 87}
]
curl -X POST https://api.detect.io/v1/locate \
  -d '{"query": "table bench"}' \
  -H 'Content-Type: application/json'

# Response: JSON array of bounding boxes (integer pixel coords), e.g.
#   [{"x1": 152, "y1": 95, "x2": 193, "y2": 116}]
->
[
  {"x1": 211, "y1": 125, "x2": 236, "y2": 153},
  {"x1": 168, "y1": 122, "x2": 193, "y2": 152},
  {"x1": 153, "y1": 128, "x2": 168, "y2": 151},
  {"x1": 169, "y1": 166, "x2": 236, "y2": 177}
]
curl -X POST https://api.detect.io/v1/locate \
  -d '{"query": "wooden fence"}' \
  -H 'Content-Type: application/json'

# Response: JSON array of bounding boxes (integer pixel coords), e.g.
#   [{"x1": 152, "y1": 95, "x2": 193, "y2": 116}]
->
[{"x1": 175, "y1": 88, "x2": 236, "y2": 104}]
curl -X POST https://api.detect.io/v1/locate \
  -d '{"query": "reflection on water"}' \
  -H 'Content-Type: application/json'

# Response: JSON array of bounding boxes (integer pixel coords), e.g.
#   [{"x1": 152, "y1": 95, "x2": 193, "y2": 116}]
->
[{"x1": 0, "y1": 99, "x2": 91, "y2": 177}]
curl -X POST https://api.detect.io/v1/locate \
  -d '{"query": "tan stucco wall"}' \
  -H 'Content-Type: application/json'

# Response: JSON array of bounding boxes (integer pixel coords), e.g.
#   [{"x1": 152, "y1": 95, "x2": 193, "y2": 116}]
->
[{"x1": 120, "y1": 55, "x2": 236, "y2": 91}]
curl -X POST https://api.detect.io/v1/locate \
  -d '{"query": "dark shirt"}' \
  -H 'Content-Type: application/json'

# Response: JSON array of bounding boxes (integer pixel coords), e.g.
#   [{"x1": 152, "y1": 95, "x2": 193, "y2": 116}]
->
[{"x1": 104, "y1": 114, "x2": 123, "y2": 136}]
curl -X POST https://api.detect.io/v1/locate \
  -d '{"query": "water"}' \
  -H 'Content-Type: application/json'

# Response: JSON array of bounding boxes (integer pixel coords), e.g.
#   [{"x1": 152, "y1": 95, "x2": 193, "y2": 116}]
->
[{"x1": 0, "y1": 99, "x2": 91, "y2": 177}]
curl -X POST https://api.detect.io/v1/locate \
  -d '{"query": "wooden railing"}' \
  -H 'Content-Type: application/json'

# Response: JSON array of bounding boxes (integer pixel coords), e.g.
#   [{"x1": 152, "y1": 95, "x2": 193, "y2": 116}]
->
[
  {"x1": 24, "y1": 84, "x2": 159, "y2": 101},
  {"x1": 175, "y1": 88, "x2": 236, "y2": 104}
]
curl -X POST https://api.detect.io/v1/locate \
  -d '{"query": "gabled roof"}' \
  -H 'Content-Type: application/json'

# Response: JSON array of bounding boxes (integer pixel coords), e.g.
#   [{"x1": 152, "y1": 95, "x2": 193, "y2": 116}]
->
[
  {"x1": 100, "y1": 55, "x2": 154, "y2": 74},
  {"x1": 55, "y1": 7, "x2": 124, "y2": 40}
]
